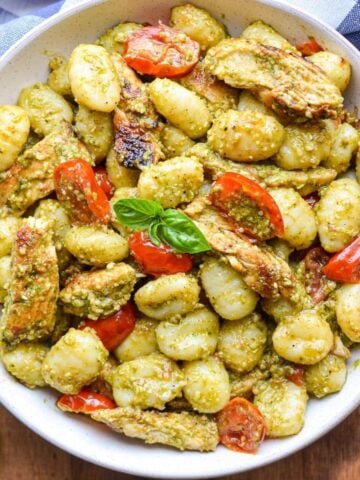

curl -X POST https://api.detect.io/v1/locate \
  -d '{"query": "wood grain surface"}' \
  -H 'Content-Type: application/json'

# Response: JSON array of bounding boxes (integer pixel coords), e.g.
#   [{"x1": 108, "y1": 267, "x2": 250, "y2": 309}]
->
[{"x1": 1, "y1": 404, "x2": 359, "y2": 480}]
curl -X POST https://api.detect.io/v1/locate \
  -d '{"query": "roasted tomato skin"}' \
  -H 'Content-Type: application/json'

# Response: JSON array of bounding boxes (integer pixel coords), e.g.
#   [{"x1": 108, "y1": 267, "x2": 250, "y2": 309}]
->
[
  {"x1": 322, "y1": 235, "x2": 360, "y2": 283},
  {"x1": 129, "y1": 231, "x2": 193, "y2": 276},
  {"x1": 57, "y1": 388, "x2": 116, "y2": 413},
  {"x1": 304, "y1": 247, "x2": 330, "y2": 303},
  {"x1": 124, "y1": 24, "x2": 200, "y2": 78},
  {"x1": 54, "y1": 158, "x2": 110, "y2": 225},
  {"x1": 79, "y1": 302, "x2": 136, "y2": 351},
  {"x1": 94, "y1": 166, "x2": 115, "y2": 199},
  {"x1": 216, "y1": 397, "x2": 266, "y2": 453},
  {"x1": 210, "y1": 172, "x2": 284, "y2": 240},
  {"x1": 297, "y1": 38, "x2": 324, "y2": 56}
]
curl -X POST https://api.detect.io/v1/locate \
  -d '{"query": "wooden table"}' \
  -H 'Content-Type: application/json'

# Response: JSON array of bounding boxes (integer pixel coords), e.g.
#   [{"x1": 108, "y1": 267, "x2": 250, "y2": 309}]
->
[{"x1": 1, "y1": 404, "x2": 359, "y2": 480}]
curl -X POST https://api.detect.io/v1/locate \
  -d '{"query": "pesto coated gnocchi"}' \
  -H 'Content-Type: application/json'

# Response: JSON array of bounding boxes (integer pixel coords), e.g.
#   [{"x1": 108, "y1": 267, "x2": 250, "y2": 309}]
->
[{"x1": 0, "y1": 2, "x2": 359, "y2": 456}]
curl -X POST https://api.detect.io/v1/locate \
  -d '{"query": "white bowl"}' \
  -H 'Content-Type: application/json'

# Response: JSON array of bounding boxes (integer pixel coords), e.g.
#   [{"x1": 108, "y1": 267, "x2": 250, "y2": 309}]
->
[{"x1": 0, "y1": 0, "x2": 359, "y2": 478}]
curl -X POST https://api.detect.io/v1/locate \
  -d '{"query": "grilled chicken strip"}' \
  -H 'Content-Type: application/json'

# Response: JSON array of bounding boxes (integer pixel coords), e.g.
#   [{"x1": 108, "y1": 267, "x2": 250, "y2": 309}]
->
[
  {"x1": 91, "y1": 407, "x2": 219, "y2": 451},
  {"x1": 179, "y1": 60, "x2": 239, "y2": 112},
  {"x1": 111, "y1": 53, "x2": 163, "y2": 169},
  {"x1": 1, "y1": 217, "x2": 59, "y2": 345},
  {"x1": 188, "y1": 143, "x2": 337, "y2": 193},
  {"x1": 113, "y1": 109, "x2": 163, "y2": 170},
  {"x1": 59, "y1": 262, "x2": 136, "y2": 319},
  {"x1": 204, "y1": 38, "x2": 343, "y2": 121},
  {"x1": 0, "y1": 122, "x2": 92, "y2": 218},
  {"x1": 184, "y1": 197, "x2": 296, "y2": 299}
]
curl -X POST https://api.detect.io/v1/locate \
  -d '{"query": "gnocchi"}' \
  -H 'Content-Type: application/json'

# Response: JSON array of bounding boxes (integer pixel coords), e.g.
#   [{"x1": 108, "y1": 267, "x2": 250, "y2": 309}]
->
[
  {"x1": 160, "y1": 125, "x2": 195, "y2": 158},
  {"x1": 135, "y1": 273, "x2": 200, "y2": 320},
  {"x1": 0, "y1": 105, "x2": 30, "y2": 172},
  {"x1": 64, "y1": 226, "x2": 129, "y2": 266},
  {"x1": 200, "y1": 256, "x2": 258, "y2": 320},
  {"x1": 18, "y1": 82, "x2": 73, "y2": 136},
  {"x1": 275, "y1": 123, "x2": 333, "y2": 170},
  {"x1": 272, "y1": 309, "x2": 333, "y2": 365},
  {"x1": 68, "y1": 44, "x2": 120, "y2": 112},
  {"x1": 155, "y1": 307, "x2": 219, "y2": 361},
  {"x1": 74, "y1": 105, "x2": 114, "y2": 162},
  {"x1": 47, "y1": 56, "x2": 72, "y2": 97},
  {"x1": 111, "y1": 353, "x2": 185, "y2": 409},
  {"x1": 308, "y1": 51, "x2": 351, "y2": 92},
  {"x1": 1, "y1": 343, "x2": 49, "y2": 388},
  {"x1": 182, "y1": 356, "x2": 230, "y2": 413},
  {"x1": 322, "y1": 123, "x2": 359, "y2": 173},
  {"x1": 269, "y1": 188, "x2": 317, "y2": 249},
  {"x1": 170, "y1": 4, "x2": 226, "y2": 51},
  {"x1": 217, "y1": 314, "x2": 268, "y2": 374},
  {"x1": 207, "y1": 110, "x2": 285, "y2": 162},
  {"x1": 106, "y1": 150, "x2": 140, "y2": 188},
  {"x1": 114, "y1": 317, "x2": 159, "y2": 363},
  {"x1": 241, "y1": 20, "x2": 298, "y2": 53},
  {"x1": 336, "y1": 284, "x2": 360, "y2": 342},
  {"x1": 254, "y1": 379, "x2": 308, "y2": 437},
  {"x1": 41, "y1": 328, "x2": 108, "y2": 394},
  {"x1": 148, "y1": 78, "x2": 211, "y2": 139},
  {"x1": 137, "y1": 156, "x2": 204, "y2": 208},
  {"x1": 316, "y1": 178, "x2": 360, "y2": 252},
  {"x1": 304, "y1": 354, "x2": 347, "y2": 398}
]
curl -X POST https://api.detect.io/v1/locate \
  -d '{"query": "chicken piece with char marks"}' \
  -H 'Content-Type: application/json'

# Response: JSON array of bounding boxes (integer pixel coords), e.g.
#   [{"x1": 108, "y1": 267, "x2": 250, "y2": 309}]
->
[
  {"x1": 204, "y1": 38, "x2": 343, "y2": 121},
  {"x1": 0, "y1": 123, "x2": 92, "y2": 218},
  {"x1": 184, "y1": 197, "x2": 296, "y2": 299},
  {"x1": 1, "y1": 217, "x2": 59, "y2": 345}
]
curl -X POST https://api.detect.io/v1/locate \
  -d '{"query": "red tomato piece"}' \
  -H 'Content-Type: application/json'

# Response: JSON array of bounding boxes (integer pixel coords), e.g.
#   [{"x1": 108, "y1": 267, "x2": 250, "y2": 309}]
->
[
  {"x1": 124, "y1": 24, "x2": 200, "y2": 78},
  {"x1": 54, "y1": 158, "x2": 110, "y2": 225},
  {"x1": 304, "y1": 247, "x2": 330, "y2": 304},
  {"x1": 57, "y1": 388, "x2": 116, "y2": 413},
  {"x1": 287, "y1": 366, "x2": 305, "y2": 386},
  {"x1": 80, "y1": 302, "x2": 136, "y2": 351},
  {"x1": 94, "y1": 166, "x2": 115, "y2": 199},
  {"x1": 322, "y1": 235, "x2": 360, "y2": 283},
  {"x1": 210, "y1": 172, "x2": 284, "y2": 240},
  {"x1": 297, "y1": 38, "x2": 324, "y2": 56},
  {"x1": 303, "y1": 193, "x2": 320, "y2": 209},
  {"x1": 129, "y1": 231, "x2": 192, "y2": 276},
  {"x1": 216, "y1": 397, "x2": 266, "y2": 453}
]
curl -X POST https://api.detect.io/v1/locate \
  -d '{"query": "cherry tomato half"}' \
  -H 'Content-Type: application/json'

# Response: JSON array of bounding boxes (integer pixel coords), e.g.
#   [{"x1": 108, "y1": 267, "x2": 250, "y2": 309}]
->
[
  {"x1": 80, "y1": 302, "x2": 136, "y2": 351},
  {"x1": 297, "y1": 38, "x2": 324, "y2": 56},
  {"x1": 322, "y1": 235, "x2": 360, "y2": 283},
  {"x1": 124, "y1": 24, "x2": 200, "y2": 78},
  {"x1": 129, "y1": 231, "x2": 192, "y2": 277},
  {"x1": 57, "y1": 388, "x2": 116, "y2": 414},
  {"x1": 210, "y1": 172, "x2": 284, "y2": 241},
  {"x1": 54, "y1": 158, "x2": 110, "y2": 225},
  {"x1": 216, "y1": 397, "x2": 266, "y2": 453},
  {"x1": 94, "y1": 166, "x2": 115, "y2": 199},
  {"x1": 304, "y1": 247, "x2": 330, "y2": 303}
]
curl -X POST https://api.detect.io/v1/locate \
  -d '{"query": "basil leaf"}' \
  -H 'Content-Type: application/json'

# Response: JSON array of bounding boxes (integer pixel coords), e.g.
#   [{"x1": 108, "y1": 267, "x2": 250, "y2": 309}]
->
[
  {"x1": 148, "y1": 219, "x2": 162, "y2": 247},
  {"x1": 113, "y1": 198, "x2": 163, "y2": 229},
  {"x1": 159, "y1": 209, "x2": 211, "y2": 254}
]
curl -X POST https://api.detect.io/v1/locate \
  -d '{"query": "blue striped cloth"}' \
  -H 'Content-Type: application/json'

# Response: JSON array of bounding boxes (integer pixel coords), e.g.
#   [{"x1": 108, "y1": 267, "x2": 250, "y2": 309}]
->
[{"x1": 0, "y1": 0, "x2": 359, "y2": 57}]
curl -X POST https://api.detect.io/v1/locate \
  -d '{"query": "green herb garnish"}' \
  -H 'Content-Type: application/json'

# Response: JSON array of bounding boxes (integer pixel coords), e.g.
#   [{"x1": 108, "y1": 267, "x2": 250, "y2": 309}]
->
[{"x1": 113, "y1": 198, "x2": 211, "y2": 254}]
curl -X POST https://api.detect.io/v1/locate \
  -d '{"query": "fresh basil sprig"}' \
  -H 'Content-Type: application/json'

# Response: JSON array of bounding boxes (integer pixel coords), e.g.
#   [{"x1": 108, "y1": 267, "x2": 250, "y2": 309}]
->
[{"x1": 113, "y1": 198, "x2": 211, "y2": 254}]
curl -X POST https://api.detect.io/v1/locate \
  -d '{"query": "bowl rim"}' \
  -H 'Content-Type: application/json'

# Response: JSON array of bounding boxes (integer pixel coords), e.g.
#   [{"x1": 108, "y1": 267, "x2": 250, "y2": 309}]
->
[{"x1": 0, "y1": 0, "x2": 360, "y2": 477}]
